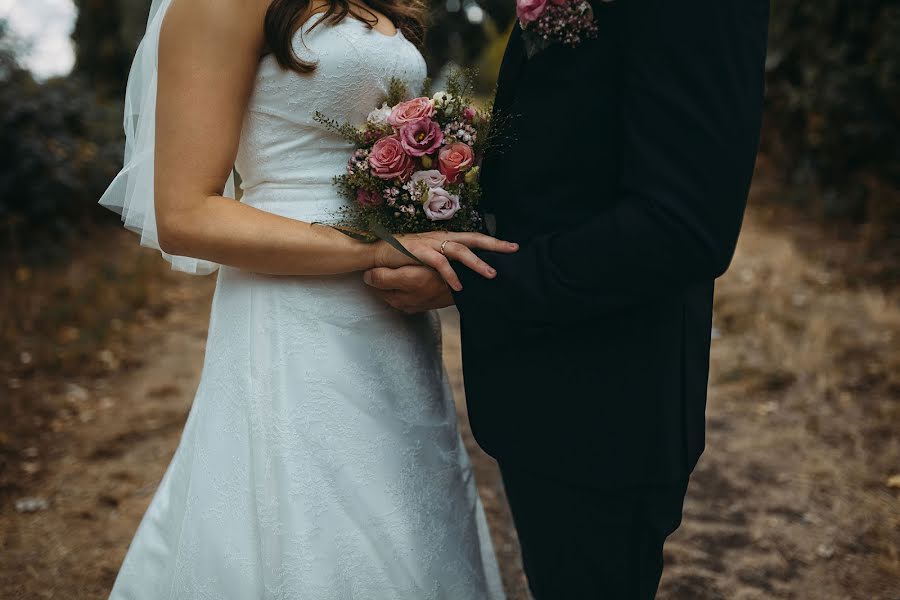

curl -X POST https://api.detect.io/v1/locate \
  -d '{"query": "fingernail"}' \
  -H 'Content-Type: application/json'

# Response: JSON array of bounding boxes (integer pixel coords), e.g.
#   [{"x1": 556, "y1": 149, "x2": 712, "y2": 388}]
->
[
  {"x1": 363, "y1": 272, "x2": 372, "y2": 285},
  {"x1": 488, "y1": 268, "x2": 497, "y2": 276}
]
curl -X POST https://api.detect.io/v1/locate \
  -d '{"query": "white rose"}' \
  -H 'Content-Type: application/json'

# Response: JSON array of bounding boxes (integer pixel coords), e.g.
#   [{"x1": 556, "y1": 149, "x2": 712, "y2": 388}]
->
[
  {"x1": 366, "y1": 103, "x2": 392, "y2": 126},
  {"x1": 410, "y1": 169, "x2": 447, "y2": 189},
  {"x1": 422, "y1": 187, "x2": 461, "y2": 221}
]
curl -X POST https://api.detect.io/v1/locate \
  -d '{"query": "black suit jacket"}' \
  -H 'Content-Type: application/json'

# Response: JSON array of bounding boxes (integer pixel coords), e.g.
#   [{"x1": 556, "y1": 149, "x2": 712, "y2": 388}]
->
[{"x1": 453, "y1": 0, "x2": 769, "y2": 487}]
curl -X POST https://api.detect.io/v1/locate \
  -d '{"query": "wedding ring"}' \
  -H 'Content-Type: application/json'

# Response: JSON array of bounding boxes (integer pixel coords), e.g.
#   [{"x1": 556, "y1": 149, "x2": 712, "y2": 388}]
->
[{"x1": 440, "y1": 240, "x2": 451, "y2": 255}]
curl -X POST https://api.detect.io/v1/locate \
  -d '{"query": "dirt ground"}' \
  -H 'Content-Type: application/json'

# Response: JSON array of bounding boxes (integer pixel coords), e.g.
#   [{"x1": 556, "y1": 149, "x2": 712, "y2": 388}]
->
[{"x1": 1, "y1": 181, "x2": 898, "y2": 599}]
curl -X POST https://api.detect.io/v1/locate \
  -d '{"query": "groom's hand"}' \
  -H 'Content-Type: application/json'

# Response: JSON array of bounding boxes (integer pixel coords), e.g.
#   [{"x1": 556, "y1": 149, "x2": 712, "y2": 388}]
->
[{"x1": 364, "y1": 266, "x2": 454, "y2": 314}]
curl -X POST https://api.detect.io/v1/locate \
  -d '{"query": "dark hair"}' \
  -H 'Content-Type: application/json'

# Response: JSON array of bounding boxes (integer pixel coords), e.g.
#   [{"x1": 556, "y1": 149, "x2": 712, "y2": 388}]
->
[{"x1": 264, "y1": 0, "x2": 427, "y2": 73}]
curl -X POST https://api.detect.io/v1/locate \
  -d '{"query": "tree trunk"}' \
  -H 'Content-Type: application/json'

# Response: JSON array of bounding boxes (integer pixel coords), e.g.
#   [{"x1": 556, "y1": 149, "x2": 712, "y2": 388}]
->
[{"x1": 71, "y1": 0, "x2": 152, "y2": 97}]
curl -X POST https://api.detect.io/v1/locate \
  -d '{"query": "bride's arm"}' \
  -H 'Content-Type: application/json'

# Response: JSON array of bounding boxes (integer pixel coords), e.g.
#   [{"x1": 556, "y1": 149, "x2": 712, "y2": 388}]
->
[{"x1": 154, "y1": 0, "x2": 515, "y2": 286}]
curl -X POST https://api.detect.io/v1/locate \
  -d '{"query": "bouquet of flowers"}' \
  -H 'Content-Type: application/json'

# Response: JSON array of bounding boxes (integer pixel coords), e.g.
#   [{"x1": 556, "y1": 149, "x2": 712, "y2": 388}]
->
[{"x1": 314, "y1": 73, "x2": 494, "y2": 243}]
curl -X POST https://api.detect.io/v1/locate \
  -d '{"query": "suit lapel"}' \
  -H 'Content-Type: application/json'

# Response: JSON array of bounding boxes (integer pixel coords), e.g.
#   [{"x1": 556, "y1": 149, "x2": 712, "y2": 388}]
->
[
  {"x1": 493, "y1": 24, "x2": 526, "y2": 112},
  {"x1": 481, "y1": 24, "x2": 526, "y2": 218}
]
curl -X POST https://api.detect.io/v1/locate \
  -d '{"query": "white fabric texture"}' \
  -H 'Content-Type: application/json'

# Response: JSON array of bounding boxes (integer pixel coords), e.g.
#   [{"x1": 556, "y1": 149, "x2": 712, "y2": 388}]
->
[{"x1": 107, "y1": 14, "x2": 505, "y2": 600}]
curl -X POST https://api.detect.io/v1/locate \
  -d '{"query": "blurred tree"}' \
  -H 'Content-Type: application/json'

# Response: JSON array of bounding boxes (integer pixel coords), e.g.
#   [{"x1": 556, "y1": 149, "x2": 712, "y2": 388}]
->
[
  {"x1": 0, "y1": 20, "x2": 22, "y2": 80},
  {"x1": 765, "y1": 0, "x2": 899, "y2": 221},
  {"x1": 0, "y1": 21, "x2": 124, "y2": 261},
  {"x1": 71, "y1": 0, "x2": 152, "y2": 97},
  {"x1": 425, "y1": 0, "x2": 515, "y2": 83},
  {"x1": 471, "y1": 0, "x2": 516, "y2": 27}
]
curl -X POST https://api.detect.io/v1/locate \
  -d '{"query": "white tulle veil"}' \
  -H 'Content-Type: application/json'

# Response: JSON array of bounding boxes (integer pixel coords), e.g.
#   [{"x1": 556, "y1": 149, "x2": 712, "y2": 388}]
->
[{"x1": 99, "y1": 0, "x2": 235, "y2": 275}]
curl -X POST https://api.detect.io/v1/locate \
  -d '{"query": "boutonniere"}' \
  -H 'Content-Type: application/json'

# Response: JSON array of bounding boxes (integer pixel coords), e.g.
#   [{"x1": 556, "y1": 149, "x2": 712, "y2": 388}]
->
[{"x1": 516, "y1": 0, "x2": 609, "y2": 58}]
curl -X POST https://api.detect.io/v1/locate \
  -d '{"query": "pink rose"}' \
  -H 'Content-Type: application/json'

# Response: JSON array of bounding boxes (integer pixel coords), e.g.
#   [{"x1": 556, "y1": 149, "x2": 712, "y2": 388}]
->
[
  {"x1": 387, "y1": 97, "x2": 435, "y2": 128},
  {"x1": 516, "y1": 0, "x2": 549, "y2": 23},
  {"x1": 422, "y1": 187, "x2": 461, "y2": 221},
  {"x1": 462, "y1": 106, "x2": 477, "y2": 123},
  {"x1": 398, "y1": 117, "x2": 444, "y2": 157},
  {"x1": 356, "y1": 188, "x2": 382, "y2": 207},
  {"x1": 410, "y1": 169, "x2": 447, "y2": 189},
  {"x1": 438, "y1": 142, "x2": 475, "y2": 183},
  {"x1": 369, "y1": 135, "x2": 414, "y2": 180}
]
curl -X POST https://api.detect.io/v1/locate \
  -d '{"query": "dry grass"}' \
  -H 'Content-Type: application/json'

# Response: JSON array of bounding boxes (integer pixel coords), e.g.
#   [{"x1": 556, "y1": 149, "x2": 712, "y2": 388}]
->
[
  {"x1": 657, "y1": 173, "x2": 900, "y2": 599},
  {"x1": 0, "y1": 229, "x2": 199, "y2": 502},
  {"x1": 0, "y1": 169, "x2": 898, "y2": 598}
]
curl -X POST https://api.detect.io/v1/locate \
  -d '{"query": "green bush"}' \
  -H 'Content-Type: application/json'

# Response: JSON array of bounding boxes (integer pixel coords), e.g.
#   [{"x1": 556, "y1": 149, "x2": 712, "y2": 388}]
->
[
  {"x1": 764, "y1": 0, "x2": 900, "y2": 220},
  {"x1": 0, "y1": 25, "x2": 124, "y2": 260}
]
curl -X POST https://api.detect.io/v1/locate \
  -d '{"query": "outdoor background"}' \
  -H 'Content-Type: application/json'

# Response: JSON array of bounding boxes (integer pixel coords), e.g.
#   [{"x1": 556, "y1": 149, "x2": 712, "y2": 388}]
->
[{"x1": 1, "y1": 1, "x2": 898, "y2": 598}]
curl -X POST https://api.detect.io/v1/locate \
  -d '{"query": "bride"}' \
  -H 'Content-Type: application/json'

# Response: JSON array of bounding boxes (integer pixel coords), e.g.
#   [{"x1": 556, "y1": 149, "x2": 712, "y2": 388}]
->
[{"x1": 99, "y1": 0, "x2": 514, "y2": 597}]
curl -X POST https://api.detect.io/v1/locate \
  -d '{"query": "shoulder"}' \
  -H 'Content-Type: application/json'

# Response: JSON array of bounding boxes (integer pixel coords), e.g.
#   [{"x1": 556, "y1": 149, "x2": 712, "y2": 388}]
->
[{"x1": 161, "y1": 0, "x2": 270, "y2": 47}]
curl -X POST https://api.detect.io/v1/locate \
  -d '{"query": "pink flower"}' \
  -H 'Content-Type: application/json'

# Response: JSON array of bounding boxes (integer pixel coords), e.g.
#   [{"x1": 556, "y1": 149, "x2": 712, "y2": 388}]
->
[
  {"x1": 410, "y1": 169, "x2": 447, "y2": 188},
  {"x1": 387, "y1": 97, "x2": 435, "y2": 128},
  {"x1": 462, "y1": 107, "x2": 477, "y2": 123},
  {"x1": 438, "y1": 142, "x2": 475, "y2": 183},
  {"x1": 422, "y1": 187, "x2": 461, "y2": 221},
  {"x1": 398, "y1": 118, "x2": 444, "y2": 157},
  {"x1": 516, "y1": 0, "x2": 549, "y2": 24},
  {"x1": 369, "y1": 135, "x2": 414, "y2": 180},
  {"x1": 356, "y1": 188, "x2": 383, "y2": 207}
]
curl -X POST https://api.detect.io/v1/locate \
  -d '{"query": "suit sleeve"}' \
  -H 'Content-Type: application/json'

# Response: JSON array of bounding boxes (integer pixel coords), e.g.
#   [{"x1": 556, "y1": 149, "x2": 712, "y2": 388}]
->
[{"x1": 453, "y1": 0, "x2": 769, "y2": 326}]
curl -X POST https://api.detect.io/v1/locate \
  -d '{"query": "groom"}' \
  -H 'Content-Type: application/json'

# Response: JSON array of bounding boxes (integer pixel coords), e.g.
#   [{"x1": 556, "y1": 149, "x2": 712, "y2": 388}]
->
[{"x1": 366, "y1": 0, "x2": 769, "y2": 597}]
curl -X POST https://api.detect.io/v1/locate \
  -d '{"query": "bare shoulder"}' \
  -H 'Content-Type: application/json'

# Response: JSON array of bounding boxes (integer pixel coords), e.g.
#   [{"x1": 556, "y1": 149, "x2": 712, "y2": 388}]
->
[{"x1": 161, "y1": 0, "x2": 270, "y2": 50}]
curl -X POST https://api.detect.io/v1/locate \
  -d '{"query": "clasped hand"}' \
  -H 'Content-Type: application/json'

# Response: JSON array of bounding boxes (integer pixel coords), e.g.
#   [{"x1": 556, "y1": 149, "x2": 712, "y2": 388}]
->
[{"x1": 366, "y1": 231, "x2": 518, "y2": 314}]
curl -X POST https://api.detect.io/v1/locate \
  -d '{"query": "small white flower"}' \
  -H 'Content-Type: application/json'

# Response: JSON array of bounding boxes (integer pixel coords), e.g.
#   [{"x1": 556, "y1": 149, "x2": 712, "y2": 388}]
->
[
  {"x1": 366, "y1": 103, "x2": 393, "y2": 126},
  {"x1": 432, "y1": 91, "x2": 455, "y2": 106}
]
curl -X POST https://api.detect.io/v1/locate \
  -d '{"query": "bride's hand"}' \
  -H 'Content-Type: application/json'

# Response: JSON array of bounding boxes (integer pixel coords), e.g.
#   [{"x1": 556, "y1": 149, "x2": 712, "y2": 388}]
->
[{"x1": 373, "y1": 232, "x2": 518, "y2": 292}]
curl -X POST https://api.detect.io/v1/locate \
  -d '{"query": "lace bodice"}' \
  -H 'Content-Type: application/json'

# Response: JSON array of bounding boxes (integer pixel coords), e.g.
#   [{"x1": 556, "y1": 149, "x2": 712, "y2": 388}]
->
[{"x1": 235, "y1": 15, "x2": 426, "y2": 200}]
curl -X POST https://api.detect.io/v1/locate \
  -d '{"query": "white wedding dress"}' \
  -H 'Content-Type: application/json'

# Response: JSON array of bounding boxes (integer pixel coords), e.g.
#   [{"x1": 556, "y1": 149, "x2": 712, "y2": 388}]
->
[{"x1": 108, "y1": 15, "x2": 504, "y2": 600}]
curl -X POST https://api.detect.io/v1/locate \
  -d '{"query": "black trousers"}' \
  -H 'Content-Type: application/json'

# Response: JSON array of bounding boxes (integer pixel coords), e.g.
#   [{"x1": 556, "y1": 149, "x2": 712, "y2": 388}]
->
[{"x1": 500, "y1": 465, "x2": 689, "y2": 600}]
